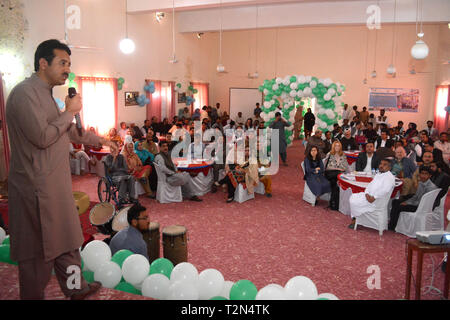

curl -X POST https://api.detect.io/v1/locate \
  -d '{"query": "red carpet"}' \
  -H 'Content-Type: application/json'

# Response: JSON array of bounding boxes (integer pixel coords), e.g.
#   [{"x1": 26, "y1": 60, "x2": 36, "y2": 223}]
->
[{"x1": 1, "y1": 139, "x2": 448, "y2": 300}]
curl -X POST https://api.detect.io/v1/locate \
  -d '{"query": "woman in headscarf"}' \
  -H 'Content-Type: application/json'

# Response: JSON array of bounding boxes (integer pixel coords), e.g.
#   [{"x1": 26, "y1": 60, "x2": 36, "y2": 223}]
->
[
  {"x1": 107, "y1": 128, "x2": 123, "y2": 147},
  {"x1": 135, "y1": 141, "x2": 158, "y2": 193},
  {"x1": 122, "y1": 142, "x2": 154, "y2": 198}
]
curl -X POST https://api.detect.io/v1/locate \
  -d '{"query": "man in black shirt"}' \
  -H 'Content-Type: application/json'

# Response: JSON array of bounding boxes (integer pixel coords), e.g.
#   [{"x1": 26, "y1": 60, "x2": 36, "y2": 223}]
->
[{"x1": 340, "y1": 129, "x2": 358, "y2": 151}]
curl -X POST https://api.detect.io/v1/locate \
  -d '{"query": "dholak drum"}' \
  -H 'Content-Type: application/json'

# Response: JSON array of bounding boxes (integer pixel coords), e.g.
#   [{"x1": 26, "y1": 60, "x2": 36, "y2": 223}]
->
[
  {"x1": 162, "y1": 225, "x2": 188, "y2": 266},
  {"x1": 89, "y1": 202, "x2": 116, "y2": 235},
  {"x1": 112, "y1": 205, "x2": 132, "y2": 232},
  {"x1": 142, "y1": 222, "x2": 160, "y2": 264}
]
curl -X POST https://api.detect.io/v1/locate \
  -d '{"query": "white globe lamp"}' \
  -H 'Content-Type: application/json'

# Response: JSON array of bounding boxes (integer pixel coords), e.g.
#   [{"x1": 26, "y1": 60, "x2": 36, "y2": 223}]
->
[{"x1": 119, "y1": 38, "x2": 135, "y2": 54}]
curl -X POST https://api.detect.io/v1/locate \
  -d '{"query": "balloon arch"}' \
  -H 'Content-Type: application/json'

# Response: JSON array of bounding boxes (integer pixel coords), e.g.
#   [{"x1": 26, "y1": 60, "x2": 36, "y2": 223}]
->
[{"x1": 258, "y1": 75, "x2": 346, "y2": 146}]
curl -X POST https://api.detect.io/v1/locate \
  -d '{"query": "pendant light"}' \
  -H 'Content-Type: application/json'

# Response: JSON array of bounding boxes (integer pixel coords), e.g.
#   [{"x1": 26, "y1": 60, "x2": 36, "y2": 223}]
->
[
  {"x1": 387, "y1": 0, "x2": 397, "y2": 76},
  {"x1": 119, "y1": 0, "x2": 135, "y2": 54},
  {"x1": 169, "y1": 0, "x2": 178, "y2": 63},
  {"x1": 411, "y1": 0, "x2": 429, "y2": 60},
  {"x1": 217, "y1": 0, "x2": 225, "y2": 72}
]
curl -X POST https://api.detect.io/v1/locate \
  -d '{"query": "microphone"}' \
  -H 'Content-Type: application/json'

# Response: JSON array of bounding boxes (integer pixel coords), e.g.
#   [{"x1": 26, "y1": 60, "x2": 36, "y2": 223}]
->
[{"x1": 68, "y1": 87, "x2": 82, "y2": 137}]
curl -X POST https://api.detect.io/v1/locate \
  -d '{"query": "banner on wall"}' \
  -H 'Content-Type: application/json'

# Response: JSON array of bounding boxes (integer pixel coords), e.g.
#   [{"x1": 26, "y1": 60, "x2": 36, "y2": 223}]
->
[{"x1": 368, "y1": 88, "x2": 419, "y2": 112}]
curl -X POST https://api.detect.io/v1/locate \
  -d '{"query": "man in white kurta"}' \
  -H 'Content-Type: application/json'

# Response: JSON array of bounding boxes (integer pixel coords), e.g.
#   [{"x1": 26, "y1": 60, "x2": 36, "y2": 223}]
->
[{"x1": 349, "y1": 159, "x2": 396, "y2": 219}]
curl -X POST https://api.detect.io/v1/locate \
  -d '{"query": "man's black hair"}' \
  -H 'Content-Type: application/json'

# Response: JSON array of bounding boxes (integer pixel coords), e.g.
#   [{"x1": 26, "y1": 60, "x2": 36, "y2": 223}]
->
[
  {"x1": 159, "y1": 140, "x2": 169, "y2": 148},
  {"x1": 275, "y1": 112, "x2": 281, "y2": 117},
  {"x1": 34, "y1": 39, "x2": 71, "y2": 72},
  {"x1": 127, "y1": 203, "x2": 147, "y2": 225},
  {"x1": 419, "y1": 165, "x2": 432, "y2": 175}
]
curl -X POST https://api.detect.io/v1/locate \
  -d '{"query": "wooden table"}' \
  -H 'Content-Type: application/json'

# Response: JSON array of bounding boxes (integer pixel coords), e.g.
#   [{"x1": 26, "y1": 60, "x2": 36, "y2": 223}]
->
[{"x1": 405, "y1": 239, "x2": 450, "y2": 300}]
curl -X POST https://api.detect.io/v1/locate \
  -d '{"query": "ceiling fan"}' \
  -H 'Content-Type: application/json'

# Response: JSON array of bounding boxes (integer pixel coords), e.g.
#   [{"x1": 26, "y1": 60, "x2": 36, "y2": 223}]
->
[{"x1": 61, "y1": 0, "x2": 103, "y2": 51}]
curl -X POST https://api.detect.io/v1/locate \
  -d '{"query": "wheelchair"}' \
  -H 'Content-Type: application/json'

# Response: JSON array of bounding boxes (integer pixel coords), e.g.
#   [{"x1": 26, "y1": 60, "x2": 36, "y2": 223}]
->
[{"x1": 97, "y1": 163, "x2": 133, "y2": 207}]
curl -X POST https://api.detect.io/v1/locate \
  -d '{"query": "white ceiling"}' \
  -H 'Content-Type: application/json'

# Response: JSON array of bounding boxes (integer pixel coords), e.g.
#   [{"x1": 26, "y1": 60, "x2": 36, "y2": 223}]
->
[{"x1": 128, "y1": 0, "x2": 450, "y2": 33}]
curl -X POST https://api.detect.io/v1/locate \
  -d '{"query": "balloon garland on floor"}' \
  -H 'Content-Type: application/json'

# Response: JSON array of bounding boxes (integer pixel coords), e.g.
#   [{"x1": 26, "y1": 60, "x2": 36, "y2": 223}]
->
[
  {"x1": 0, "y1": 233, "x2": 339, "y2": 300},
  {"x1": 258, "y1": 75, "x2": 346, "y2": 146}
]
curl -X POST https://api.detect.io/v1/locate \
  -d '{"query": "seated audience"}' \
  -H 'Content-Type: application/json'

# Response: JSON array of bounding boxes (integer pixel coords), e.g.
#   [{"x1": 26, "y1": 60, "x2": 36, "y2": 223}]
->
[
  {"x1": 405, "y1": 150, "x2": 434, "y2": 197},
  {"x1": 348, "y1": 159, "x2": 396, "y2": 228},
  {"x1": 434, "y1": 132, "x2": 450, "y2": 165},
  {"x1": 130, "y1": 122, "x2": 144, "y2": 141},
  {"x1": 404, "y1": 122, "x2": 418, "y2": 142},
  {"x1": 375, "y1": 129, "x2": 394, "y2": 150},
  {"x1": 150, "y1": 117, "x2": 161, "y2": 134},
  {"x1": 154, "y1": 141, "x2": 203, "y2": 202},
  {"x1": 430, "y1": 161, "x2": 450, "y2": 209},
  {"x1": 323, "y1": 131, "x2": 334, "y2": 155},
  {"x1": 306, "y1": 129, "x2": 326, "y2": 158},
  {"x1": 107, "y1": 128, "x2": 123, "y2": 147},
  {"x1": 425, "y1": 120, "x2": 439, "y2": 141},
  {"x1": 324, "y1": 141, "x2": 349, "y2": 210},
  {"x1": 135, "y1": 140, "x2": 157, "y2": 193},
  {"x1": 118, "y1": 122, "x2": 128, "y2": 141},
  {"x1": 391, "y1": 146, "x2": 416, "y2": 197},
  {"x1": 304, "y1": 146, "x2": 331, "y2": 202},
  {"x1": 376, "y1": 109, "x2": 388, "y2": 126},
  {"x1": 122, "y1": 142, "x2": 154, "y2": 199},
  {"x1": 103, "y1": 142, "x2": 138, "y2": 205},
  {"x1": 351, "y1": 121, "x2": 364, "y2": 138},
  {"x1": 355, "y1": 142, "x2": 380, "y2": 173},
  {"x1": 363, "y1": 122, "x2": 378, "y2": 143},
  {"x1": 340, "y1": 129, "x2": 358, "y2": 151},
  {"x1": 141, "y1": 119, "x2": 152, "y2": 137},
  {"x1": 235, "y1": 112, "x2": 245, "y2": 126},
  {"x1": 395, "y1": 121, "x2": 405, "y2": 135},
  {"x1": 69, "y1": 143, "x2": 92, "y2": 175},
  {"x1": 388, "y1": 166, "x2": 437, "y2": 231},
  {"x1": 109, "y1": 203, "x2": 149, "y2": 259},
  {"x1": 160, "y1": 118, "x2": 172, "y2": 135}
]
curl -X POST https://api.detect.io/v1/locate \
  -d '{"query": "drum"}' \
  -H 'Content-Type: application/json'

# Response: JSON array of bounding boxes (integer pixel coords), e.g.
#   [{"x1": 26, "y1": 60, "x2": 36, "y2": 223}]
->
[
  {"x1": 142, "y1": 222, "x2": 160, "y2": 264},
  {"x1": 89, "y1": 202, "x2": 116, "y2": 235},
  {"x1": 112, "y1": 205, "x2": 132, "y2": 232},
  {"x1": 162, "y1": 225, "x2": 188, "y2": 266}
]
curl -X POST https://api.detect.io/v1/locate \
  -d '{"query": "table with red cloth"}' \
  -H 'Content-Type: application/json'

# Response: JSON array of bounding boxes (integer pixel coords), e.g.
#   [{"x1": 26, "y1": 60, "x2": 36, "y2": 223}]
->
[
  {"x1": 89, "y1": 147, "x2": 110, "y2": 176},
  {"x1": 344, "y1": 150, "x2": 360, "y2": 165},
  {"x1": 337, "y1": 172, "x2": 403, "y2": 216},
  {"x1": 172, "y1": 158, "x2": 214, "y2": 196}
]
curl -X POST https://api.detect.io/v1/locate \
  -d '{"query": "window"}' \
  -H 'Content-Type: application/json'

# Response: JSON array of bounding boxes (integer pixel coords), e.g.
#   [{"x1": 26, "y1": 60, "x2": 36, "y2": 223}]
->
[{"x1": 75, "y1": 77, "x2": 118, "y2": 135}]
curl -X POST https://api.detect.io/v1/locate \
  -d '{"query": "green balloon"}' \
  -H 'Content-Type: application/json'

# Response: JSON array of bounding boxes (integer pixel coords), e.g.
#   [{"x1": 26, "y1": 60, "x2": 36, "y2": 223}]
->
[
  {"x1": 258, "y1": 85, "x2": 264, "y2": 92},
  {"x1": 68, "y1": 72, "x2": 76, "y2": 81},
  {"x1": 210, "y1": 296, "x2": 228, "y2": 300},
  {"x1": 2, "y1": 236, "x2": 10, "y2": 245},
  {"x1": 193, "y1": 89, "x2": 198, "y2": 94},
  {"x1": 114, "y1": 282, "x2": 141, "y2": 295},
  {"x1": 317, "y1": 297, "x2": 329, "y2": 300},
  {"x1": 149, "y1": 258, "x2": 174, "y2": 279},
  {"x1": 289, "y1": 76, "x2": 297, "y2": 83},
  {"x1": 176, "y1": 83, "x2": 181, "y2": 88},
  {"x1": 118, "y1": 77, "x2": 125, "y2": 84},
  {"x1": 117, "y1": 83, "x2": 123, "y2": 91},
  {"x1": 82, "y1": 271, "x2": 95, "y2": 283},
  {"x1": 111, "y1": 249, "x2": 134, "y2": 268},
  {"x1": 230, "y1": 280, "x2": 258, "y2": 300}
]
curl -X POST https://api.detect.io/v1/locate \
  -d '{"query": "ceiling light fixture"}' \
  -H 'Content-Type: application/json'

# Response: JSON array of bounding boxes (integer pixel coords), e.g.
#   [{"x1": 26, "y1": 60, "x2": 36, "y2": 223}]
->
[
  {"x1": 156, "y1": 12, "x2": 165, "y2": 23},
  {"x1": 411, "y1": 0, "x2": 429, "y2": 60},
  {"x1": 119, "y1": 0, "x2": 135, "y2": 54},
  {"x1": 169, "y1": 0, "x2": 178, "y2": 63},
  {"x1": 217, "y1": 0, "x2": 226, "y2": 73},
  {"x1": 197, "y1": 32, "x2": 203, "y2": 39},
  {"x1": 387, "y1": 0, "x2": 397, "y2": 76}
]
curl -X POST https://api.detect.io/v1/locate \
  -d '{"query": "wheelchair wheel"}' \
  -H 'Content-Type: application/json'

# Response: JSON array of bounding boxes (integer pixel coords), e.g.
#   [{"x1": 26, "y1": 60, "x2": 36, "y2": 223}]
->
[{"x1": 97, "y1": 177, "x2": 111, "y2": 203}]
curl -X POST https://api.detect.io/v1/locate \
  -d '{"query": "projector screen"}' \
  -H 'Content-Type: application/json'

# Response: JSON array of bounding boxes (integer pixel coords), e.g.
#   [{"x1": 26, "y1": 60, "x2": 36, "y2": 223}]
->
[{"x1": 229, "y1": 88, "x2": 263, "y2": 123}]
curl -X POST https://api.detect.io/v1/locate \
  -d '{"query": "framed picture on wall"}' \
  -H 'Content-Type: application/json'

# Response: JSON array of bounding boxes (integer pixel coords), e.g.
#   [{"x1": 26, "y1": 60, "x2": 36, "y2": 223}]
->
[
  {"x1": 178, "y1": 92, "x2": 186, "y2": 103},
  {"x1": 125, "y1": 91, "x2": 139, "y2": 106}
]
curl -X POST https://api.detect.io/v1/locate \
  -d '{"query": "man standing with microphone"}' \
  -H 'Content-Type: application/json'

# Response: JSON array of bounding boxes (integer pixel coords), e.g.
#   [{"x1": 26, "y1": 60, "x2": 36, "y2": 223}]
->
[{"x1": 6, "y1": 39, "x2": 115, "y2": 299}]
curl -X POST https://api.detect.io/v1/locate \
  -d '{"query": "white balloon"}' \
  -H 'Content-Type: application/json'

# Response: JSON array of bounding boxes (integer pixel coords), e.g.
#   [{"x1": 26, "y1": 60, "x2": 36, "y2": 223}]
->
[
  {"x1": 323, "y1": 78, "x2": 332, "y2": 87},
  {"x1": 298, "y1": 75, "x2": 306, "y2": 83},
  {"x1": 289, "y1": 90, "x2": 297, "y2": 98},
  {"x1": 0, "y1": 227, "x2": 5, "y2": 244},
  {"x1": 82, "y1": 240, "x2": 112, "y2": 272},
  {"x1": 309, "y1": 80, "x2": 317, "y2": 89},
  {"x1": 284, "y1": 276, "x2": 318, "y2": 300},
  {"x1": 198, "y1": 269, "x2": 225, "y2": 300},
  {"x1": 122, "y1": 254, "x2": 150, "y2": 285},
  {"x1": 324, "y1": 93, "x2": 331, "y2": 101},
  {"x1": 328, "y1": 125, "x2": 334, "y2": 131},
  {"x1": 170, "y1": 262, "x2": 199, "y2": 284},
  {"x1": 305, "y1": 75, "x2": 312, "y2": 82},
  {"x1": 303, "y1": 87, "x2": 312, "y2": 95},
  {"x1": 142, "y1": 274, "x2": 171, "y2": 300},
  {"x1": 275, "y1": 77, "x2": 282, "y2": 84},
  {"x1": 219, "y1": 281, "x2": 234, "y2": 299},
  {"x1": 290, "y1": 82, "x2": 297, "y2": 90},
  {"x1": 328, "y1": 88, "x2": 336, "y2": 96},
  {"x1": 296, "y1": 90, "x2": 303, "y2": 98},
  {"x1": 166, "y1": 280, "x2": 199, "y2": 300},
  {"x1": 94, "y1": 261, "x2": 122, "y2": 289},
  {"x1": 283, "y1": 79, "x2": 290, "y2": 86},
  {"x1": 272, "y1": 84, "x2": 279, "y2": 91},
  {"x1": 263, "y1": 89, "x2": 269, "y2": 95},
  {"x1": 281, "y1": 92, "x2": 288, "y2": 99},
  {"x1": 256, "y1": 284, "x2": 286, "y2": 300},
  {"x1": 263, "y1": 101, "x2": 271, "y2": 108},
  {"x1": 318, "y1": 293, "x2": 339, "y2": 300}
]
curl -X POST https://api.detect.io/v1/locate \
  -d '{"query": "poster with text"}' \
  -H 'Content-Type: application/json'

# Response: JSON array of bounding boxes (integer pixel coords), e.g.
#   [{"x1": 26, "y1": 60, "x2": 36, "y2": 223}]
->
[{"x1": 368, "y1": 88, "x2": 419, "y2": 112}]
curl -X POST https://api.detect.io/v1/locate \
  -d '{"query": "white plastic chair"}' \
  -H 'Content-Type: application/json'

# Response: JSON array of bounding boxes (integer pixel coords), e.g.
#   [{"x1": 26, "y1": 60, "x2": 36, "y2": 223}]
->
[
  {"x1": 395, "y1": 188, "x2": 442, "y2": 238},
  {"x1": 153, "y1": 162, "x2": 183, "y2": 204},
  {"x1": 70, "y1": 158, "x2": 81, "y2": 175},
  {"x1": 430, "y1": 190, "x2": 449, "y2": 231},
  {"x1": 300, "y1": 161, "x2": 330, "y2": 206},
  {"x1": 254, "y1": 181, "x2": 265, "y2": 195},
  {"x1": 354, "y1": 184, "x2": 395, "y2": 236},
  {"x1": 190, "y1": 169, "x2": 214, "y2": 196},
  {"x1": 234, "y1": 183, "x2": 255, "y2": 203},
  {"x1": 133, "y1": 181, "x2": 147, "y2": 199}
]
